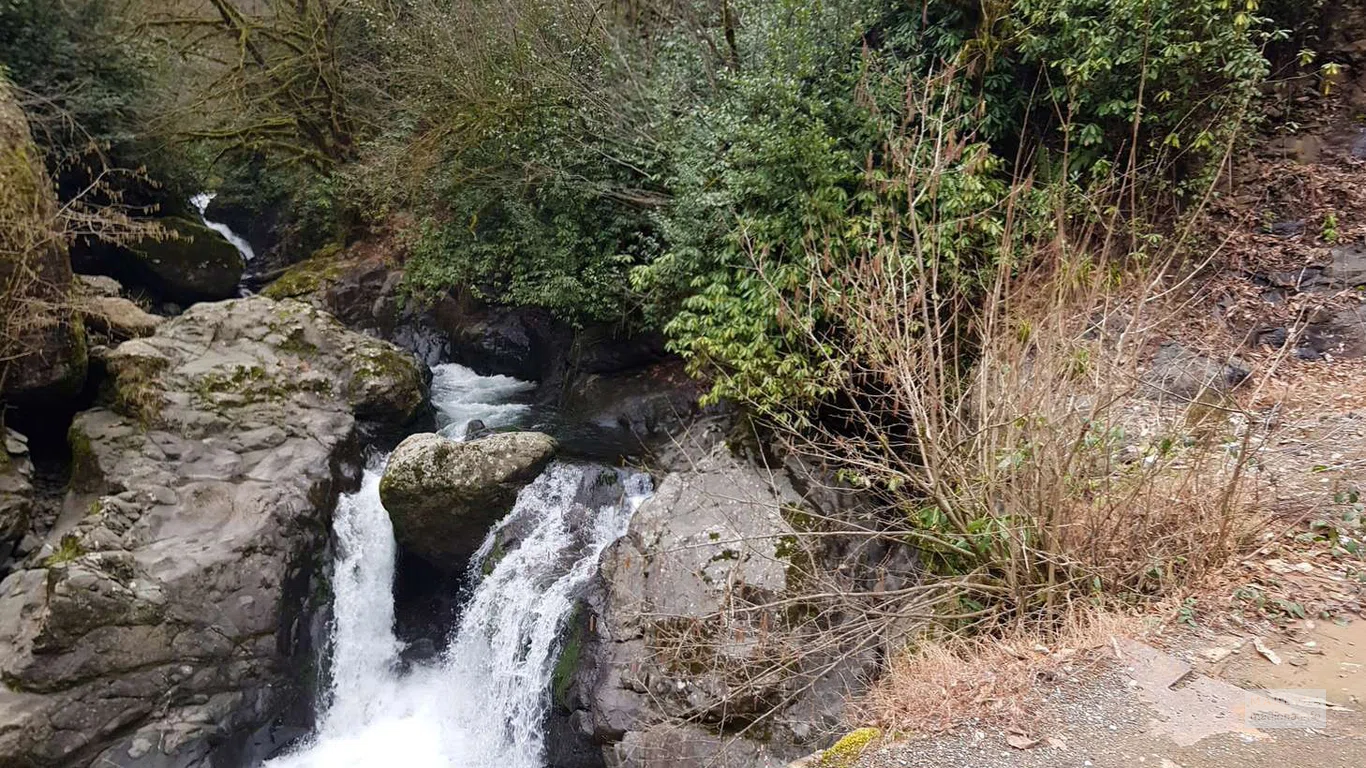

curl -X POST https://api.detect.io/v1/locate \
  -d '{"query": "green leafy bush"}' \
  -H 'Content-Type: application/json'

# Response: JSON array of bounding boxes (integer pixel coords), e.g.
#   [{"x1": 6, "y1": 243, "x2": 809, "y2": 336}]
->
[
  {"x1": 631, "y1": 0, "x2": 1031, "y2": 412},
  {"x1": 133, "y1": 0, "x2": 1290, "y2": 416},
  {"x1": 636, "y1": 0, "x2": 1284, "y2": 412},
  {"x1": 405, "y1": 106, "x2": 662, "y2": 324},
  {"x1": 1006, "y1": 0, "x2": 1277, "y2": 172}
]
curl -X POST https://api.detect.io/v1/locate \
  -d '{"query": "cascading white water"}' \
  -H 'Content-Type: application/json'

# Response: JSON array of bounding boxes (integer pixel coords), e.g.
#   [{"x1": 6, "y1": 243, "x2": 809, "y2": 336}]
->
[
  {"x1": 266, "y1": 363, "x2": 650, "y2": 768},
  {"x1": 428, "y1": 364, "x2": 535, "y2": 440},
  {"x1": 190, "y1": 192, "x2": 257, "y2": 262}
]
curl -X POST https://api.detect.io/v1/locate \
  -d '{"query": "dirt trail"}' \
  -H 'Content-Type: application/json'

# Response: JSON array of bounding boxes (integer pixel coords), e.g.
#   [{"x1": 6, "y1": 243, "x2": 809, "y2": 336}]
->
[{"x1": 855, "y1": 620, "x2": 1365, "y2": 768}]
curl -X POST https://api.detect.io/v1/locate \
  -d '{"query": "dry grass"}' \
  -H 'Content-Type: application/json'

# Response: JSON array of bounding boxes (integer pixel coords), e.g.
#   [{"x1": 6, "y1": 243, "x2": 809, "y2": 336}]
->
[{"x1": 859, "y1": 608, "x2": 1136, "y2": 735}]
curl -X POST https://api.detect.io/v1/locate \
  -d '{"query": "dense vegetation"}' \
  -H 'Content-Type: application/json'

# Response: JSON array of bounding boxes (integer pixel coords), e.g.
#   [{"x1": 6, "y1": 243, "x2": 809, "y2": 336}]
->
[
  {"x1": 0, "y1": 0, "x2": 1335, "y2": 624},
  {"x1": 0, "y1": 1, "x2": 1318, "y2": 407}
]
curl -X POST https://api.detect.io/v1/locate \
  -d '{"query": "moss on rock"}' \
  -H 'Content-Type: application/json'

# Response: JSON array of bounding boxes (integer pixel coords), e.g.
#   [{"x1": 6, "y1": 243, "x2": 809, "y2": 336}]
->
[
  {"x1": 820, "y1": 728, "x2": 881, "y2": 768},
  {"x1": 551, "y1": 606, "x2": 586, "y2": 709},
  {"x1": 348, "y1": 343, "x2": 426, "y2": 422},
  {"x1": 67, "y1": 422, "x2": 103, "y2": 493},
  {"x1": 262, "y1": 245, "x2": 348, "y2": 300},
  {"x1": 43, "y1": 534, "x2": 85, "y2": 567},
  {"x1": 104, "y1": 342, "x2": 170, "y2": 426},
  {"x1": 0, "y1": 77, "x2": 89, "y2": 406}
]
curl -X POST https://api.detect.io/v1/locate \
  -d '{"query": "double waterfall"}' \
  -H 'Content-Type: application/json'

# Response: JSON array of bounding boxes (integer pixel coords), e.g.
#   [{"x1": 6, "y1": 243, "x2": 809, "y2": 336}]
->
[{"x1": 266, "y1": 365, "x2": 651, "y2": 768}]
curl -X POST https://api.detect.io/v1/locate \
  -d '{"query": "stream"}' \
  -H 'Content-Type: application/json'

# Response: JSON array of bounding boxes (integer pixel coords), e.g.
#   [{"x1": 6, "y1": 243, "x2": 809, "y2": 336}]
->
[{"x1": 263, "y1": 363, "x2": 652, "y2": 768}]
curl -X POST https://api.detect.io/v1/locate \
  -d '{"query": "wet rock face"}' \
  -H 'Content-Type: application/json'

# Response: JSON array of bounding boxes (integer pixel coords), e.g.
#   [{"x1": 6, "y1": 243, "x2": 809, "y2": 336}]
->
[
  {"x1": 560, "y1": 360, "x2": 705, "y2": 440},
  {"x1": 378, "y1": 431, "x2": 557, "y2": 569},
  {"x1": 0, "y1": 296, "x2": 425, "y2": 768},
  {"x1": 0, "y1": 430, "x2": 34, "y2": 565},
  {"x1": 441, "y1": 305, "x2": 566, "y2": 381}
]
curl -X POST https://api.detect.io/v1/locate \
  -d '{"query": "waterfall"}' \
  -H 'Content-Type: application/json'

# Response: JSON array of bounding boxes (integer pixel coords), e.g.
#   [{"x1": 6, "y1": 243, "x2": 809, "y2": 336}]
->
[
  {"x1": 266, "y1": 364, "x2": 650, "y2": 768},
  {"x1": 190, "y1": 192, "x2": 257, "y2": 263}
]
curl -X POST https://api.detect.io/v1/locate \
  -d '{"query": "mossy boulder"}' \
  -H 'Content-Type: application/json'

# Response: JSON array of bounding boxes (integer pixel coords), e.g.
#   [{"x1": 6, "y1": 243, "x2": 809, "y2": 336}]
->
[
  {"x1": 100, "y1": 296, "x2": 428, "y2": 428},
  {"x1": 118, "y1": 216, "x2": 246, "y2": 303},
  {"x1": 261, "y1": 244, "x2": 347, "y2": 300},
  {"x1": 378, "y1": 431, "x2": 557, "y2": 568},
  {"x1": 0, "y1": 77, "x2": 88, "y2": 409},
  {"x1": 346, "y1": 342, "x2": 428, "y2": 423}
]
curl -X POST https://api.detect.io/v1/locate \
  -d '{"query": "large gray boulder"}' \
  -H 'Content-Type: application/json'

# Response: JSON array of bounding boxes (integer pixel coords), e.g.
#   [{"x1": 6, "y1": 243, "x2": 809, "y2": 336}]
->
[
  {"x1": 570, "y1": 445, "x2": 896, "y2": 768},
  {"x1": 0, "y1": 296, "x2": 425, "y2": 768},
  {"x1": 378, "y1": 431, "x2": 556, "y2": 567}
]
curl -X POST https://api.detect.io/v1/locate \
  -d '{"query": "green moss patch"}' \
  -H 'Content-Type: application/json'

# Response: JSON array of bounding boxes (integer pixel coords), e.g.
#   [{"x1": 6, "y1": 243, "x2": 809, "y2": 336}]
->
[
  {"x1": 262, "y1": 245, "x2": 349, "y2": 299},
  {"x1": 551, "y1": 606, "x2": 587, "y2": 709},
  {"x1": 44, "y1": 534, "x2": 85, "y2": 567},
  {"x1": 820, "y1": 728, "x2": 881, "y2": 768}
]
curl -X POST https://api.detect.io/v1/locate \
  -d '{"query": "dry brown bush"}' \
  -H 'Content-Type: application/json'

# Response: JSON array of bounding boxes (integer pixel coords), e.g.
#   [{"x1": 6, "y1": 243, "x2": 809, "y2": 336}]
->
[{"x1": 769, "y1": 190, "x2": 1273, "y2": 618}]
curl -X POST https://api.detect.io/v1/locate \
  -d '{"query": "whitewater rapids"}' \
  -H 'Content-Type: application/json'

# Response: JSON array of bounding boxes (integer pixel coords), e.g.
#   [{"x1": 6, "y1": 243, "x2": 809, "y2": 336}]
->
[{"x1": 265, "y1": 364, "x2": 650, "y2": 768}]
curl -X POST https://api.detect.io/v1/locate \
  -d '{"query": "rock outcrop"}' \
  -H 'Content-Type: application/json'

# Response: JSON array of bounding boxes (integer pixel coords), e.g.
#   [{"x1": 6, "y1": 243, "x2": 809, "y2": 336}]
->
[
  {"x1": 74, "y1": 273, "x2": 162, "y2": 343},
  {"x1": 114, "y1": 217, "x2": 246, "y2": 304},
  {"x1": 0, "y1": 78, "x2": 87, "y2": 410},
  {"x1": 0, "y1": 430, "x2": 34, "y2": 561},
  {"x1": 74, "y1": 275, "x2": 124, "y2": 299},
  {"x1": 0, "y1": 296, "x2": 425, "y2": 768},
  {"x1": 379, "y1": 431, "x2": 556, "y2": 568},
  {"x1": 264, "y1": 244, "x2": 450, "y2": 367},
  {"x1": 561, "y1": 360, "x2": 705, "y2": 440},
  {"x1": 568, "y1": 444, "x2": 899, "y2": 768}
]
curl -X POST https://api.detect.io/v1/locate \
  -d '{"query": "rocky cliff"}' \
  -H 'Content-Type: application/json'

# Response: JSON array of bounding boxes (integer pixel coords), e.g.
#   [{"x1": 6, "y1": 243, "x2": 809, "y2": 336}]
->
[{"x1": 0, "y1": 297, "x2": 425, "y2": 768}]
